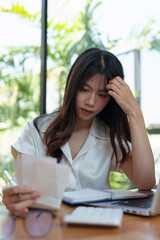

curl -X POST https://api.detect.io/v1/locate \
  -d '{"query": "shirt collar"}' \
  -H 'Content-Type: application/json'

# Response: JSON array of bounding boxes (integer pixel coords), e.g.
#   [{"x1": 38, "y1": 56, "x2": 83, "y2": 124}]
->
[
  {"x1": 39, "y1": 116, "x2": 54, "y2": 133},
  {"x1": 39, "y1": 115, "x2": 109, "y2": 140}
]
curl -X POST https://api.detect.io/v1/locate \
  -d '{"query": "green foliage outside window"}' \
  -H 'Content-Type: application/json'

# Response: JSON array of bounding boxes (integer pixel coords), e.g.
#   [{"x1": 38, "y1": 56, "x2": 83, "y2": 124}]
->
[{"x1": 0, "y1": 46, "x2": 40, "y2": 128}]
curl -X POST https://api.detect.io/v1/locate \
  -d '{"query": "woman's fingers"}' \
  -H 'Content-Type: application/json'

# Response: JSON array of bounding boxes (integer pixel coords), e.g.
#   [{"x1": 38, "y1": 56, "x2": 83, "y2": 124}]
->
[
  {"x1": 106, "y1": 76, "x2": 139, "y2": 115},
  {"x1": 13, "y1": 208, "x2": 29, "y2": 216},
  {"x1": 107, "y1": 76, "x2": 124, "y2": 88},
  {"x1": 2, "y1": 185, "x2": 41, "y2": 216},
  {"x1": 3, "y1": 190, "x2": 41, "y2": 204},
  {"x1": 107, "y1": 83, "x2": 120, "y2": 95},
  {"x1": 2, "y1": 185, "x2": 34, "y2": 197},
  {"x1": 7, "y1": 199, "x2": 36, "y2": 213},
  {"x1": 106, "y1": 77, "x2": 127, "y2": 95}
]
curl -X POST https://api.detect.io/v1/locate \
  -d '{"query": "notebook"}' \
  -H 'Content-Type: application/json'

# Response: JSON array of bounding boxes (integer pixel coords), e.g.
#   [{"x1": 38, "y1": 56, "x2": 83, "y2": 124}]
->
[
  {"x1": 88, "y1": 180, "x2": 160, "y2": 217},
  {"x1": 63, "y1": 188, "x2": 148, "y2": 204}
]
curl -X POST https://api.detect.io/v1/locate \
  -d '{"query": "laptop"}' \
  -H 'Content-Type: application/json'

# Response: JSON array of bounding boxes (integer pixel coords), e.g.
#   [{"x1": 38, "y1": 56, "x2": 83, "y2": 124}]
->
[{"x1": 88, "y1": 180, "x2": 160, "y2": 217}]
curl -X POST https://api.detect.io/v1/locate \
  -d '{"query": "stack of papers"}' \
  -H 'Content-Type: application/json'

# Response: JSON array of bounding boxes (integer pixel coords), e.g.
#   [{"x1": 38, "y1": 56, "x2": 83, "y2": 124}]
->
[{"x1": 14, "y1": 153, "x2": 70, "y2": 210}]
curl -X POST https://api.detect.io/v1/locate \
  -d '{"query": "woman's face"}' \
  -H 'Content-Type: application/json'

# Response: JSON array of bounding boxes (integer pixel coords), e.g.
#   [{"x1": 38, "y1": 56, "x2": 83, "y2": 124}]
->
[{"x1": 75, "y1": 74, "x2": 110, "y2": 122}]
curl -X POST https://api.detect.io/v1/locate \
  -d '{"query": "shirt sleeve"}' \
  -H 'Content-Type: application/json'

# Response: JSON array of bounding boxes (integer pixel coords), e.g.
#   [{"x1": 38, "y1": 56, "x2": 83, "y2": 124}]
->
[{"x1": 11, "y1": 121, "x2": 38, "y2": 160}]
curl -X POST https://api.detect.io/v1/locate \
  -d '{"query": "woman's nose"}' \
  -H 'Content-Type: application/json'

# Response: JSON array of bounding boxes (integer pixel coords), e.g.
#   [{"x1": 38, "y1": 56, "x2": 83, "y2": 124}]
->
[{"x1": 85, "y1": 93, "x2": 96, "y2": 106}]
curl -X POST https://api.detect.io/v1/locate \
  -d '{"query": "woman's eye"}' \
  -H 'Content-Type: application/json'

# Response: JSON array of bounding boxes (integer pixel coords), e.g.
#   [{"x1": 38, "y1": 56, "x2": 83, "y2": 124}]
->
[
  {"x1": 81, "y1": 88, "x2": 89, "y2": 92},
  {"x1": 99, "y1": 94, "x2": 108, "y2": 98}
]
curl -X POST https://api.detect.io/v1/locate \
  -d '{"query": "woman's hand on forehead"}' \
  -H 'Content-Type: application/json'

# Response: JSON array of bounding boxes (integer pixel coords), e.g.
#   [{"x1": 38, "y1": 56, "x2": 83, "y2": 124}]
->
[{"x1": 106, "y1": 76, "x2": 140, "y2": 116}]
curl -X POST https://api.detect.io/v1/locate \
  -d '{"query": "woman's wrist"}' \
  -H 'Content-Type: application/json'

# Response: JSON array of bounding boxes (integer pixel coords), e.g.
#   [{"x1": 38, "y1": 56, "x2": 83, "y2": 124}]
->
[{"x1": 127, "y1": 107, "x2": 143, "y2": 123}]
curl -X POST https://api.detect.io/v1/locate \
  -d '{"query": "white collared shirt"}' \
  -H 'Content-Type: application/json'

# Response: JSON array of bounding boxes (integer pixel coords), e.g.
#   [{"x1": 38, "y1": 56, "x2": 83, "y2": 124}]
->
[{"x1": 11, "y1": 116, "x2": 128, "y2": 191}]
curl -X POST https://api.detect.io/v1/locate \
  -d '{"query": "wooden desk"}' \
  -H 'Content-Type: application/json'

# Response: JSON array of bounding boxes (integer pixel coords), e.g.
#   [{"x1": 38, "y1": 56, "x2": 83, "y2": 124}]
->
[{"x1": 1, "y1": 204, "x2": 160, "y2": 240}]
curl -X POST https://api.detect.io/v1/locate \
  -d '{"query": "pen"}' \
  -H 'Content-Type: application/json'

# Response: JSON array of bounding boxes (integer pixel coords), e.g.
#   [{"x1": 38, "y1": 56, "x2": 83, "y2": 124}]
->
[{"x1": 4, "y1": 170, "x2": 17, "y2": 186}]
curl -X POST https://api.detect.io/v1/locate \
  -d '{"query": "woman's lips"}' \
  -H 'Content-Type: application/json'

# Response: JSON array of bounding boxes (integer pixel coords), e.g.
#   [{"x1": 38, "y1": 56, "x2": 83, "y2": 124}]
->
[{"x1": 81, "y1": 108, "x2": 93, "y2": 114}]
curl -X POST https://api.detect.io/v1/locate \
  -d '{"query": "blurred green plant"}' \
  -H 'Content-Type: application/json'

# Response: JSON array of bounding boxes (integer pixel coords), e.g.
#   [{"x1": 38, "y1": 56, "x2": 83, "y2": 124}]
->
[
  {"x1": 0, "y1": 46, "x2": 40, "y2": 129},
  {"x1": 147, "y1": 128, "x2": 160, "y2": 134},
  {"x1": 109, "y1": 171, "x2": 135, "y2": 190},
  {"x1": 129, "y1": 18, "x2": 160, "y2": 51},
  {"x1": 0, "y1": 1, "x2": 40, "y2": 20}
]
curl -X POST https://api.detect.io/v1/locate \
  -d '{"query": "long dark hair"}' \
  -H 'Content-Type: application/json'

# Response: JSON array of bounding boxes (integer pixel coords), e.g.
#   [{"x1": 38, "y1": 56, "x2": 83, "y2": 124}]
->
[{"x1": 34, "y1": 48, "x2": 131, "y2": 165}]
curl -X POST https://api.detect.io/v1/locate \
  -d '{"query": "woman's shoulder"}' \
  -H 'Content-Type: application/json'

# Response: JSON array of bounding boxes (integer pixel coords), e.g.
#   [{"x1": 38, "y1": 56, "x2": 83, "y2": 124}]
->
[
  {"x1": 34, "y1": 108, "x2": 60, "y2": 133},
  {"x1": 23, "y1": 108, "x2": 59, "y2": 134}
]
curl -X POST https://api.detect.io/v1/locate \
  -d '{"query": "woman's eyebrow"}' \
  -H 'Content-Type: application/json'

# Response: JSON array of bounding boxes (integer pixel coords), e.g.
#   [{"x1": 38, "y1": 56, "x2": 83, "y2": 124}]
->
[
  {"x1": 84, "y1": 84, "x2": 108, "y2": 93},
  {"x1": 84, "y1": 83, "x2": 91, "y2": 88}
]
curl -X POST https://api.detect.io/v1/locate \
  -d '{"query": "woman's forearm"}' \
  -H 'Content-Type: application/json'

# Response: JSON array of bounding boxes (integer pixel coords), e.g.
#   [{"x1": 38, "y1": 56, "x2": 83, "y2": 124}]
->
[{"x1": 128, "y1": 109, "x2": 156, "y2": 189}]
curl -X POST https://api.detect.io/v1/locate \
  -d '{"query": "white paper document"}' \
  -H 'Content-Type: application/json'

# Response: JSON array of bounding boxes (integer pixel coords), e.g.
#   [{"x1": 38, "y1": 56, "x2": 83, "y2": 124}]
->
[{"x1": 14, "y1": 153, "x2": 70, "y2": 210}]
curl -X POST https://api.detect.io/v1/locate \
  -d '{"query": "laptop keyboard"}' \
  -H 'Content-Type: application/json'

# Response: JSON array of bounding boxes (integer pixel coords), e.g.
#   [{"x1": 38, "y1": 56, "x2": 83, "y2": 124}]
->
[{"x1": 111, "y1": 195, "x2": 154, "y2": 208}]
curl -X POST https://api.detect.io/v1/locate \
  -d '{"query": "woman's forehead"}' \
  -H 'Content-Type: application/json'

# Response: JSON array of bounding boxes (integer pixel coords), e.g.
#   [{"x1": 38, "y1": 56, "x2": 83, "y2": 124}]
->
[{"x1": 85, "y1": 74, "x2": 107, "y2": 89}]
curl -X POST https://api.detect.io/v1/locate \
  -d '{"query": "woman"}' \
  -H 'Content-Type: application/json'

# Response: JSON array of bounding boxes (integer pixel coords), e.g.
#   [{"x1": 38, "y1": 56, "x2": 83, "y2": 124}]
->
[{"x1": 2, "y1": 48, "x2": 155, "y2": 216}]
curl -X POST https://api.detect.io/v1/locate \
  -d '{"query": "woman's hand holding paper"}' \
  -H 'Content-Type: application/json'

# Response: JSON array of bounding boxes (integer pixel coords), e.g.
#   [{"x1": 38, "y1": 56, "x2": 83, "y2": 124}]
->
[{"x1": 2, "y1": 185, "x2": 41, "y2": 216}]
